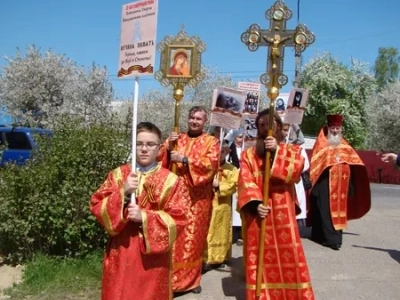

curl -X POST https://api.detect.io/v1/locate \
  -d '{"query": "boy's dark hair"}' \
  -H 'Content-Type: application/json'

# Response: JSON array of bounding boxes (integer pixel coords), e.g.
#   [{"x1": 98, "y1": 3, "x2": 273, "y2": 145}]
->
[{"x1": 137, "y1": 122, "x2": 162, "y2": 141}]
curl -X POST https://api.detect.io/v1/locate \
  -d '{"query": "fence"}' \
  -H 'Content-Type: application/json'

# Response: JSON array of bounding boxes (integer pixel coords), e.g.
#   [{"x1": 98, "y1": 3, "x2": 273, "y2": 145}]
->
[{"x1": 305, "y1": 150, "x2": 400, "y2": 185}]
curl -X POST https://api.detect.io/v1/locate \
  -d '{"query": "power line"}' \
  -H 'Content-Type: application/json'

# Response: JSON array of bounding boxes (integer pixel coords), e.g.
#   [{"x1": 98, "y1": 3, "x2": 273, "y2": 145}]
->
[
  {"x1": 297, "y1": 0, "x2": 300, "y2": 24},
  {"x1": 107, "y1": 71, "x2": 297, "y2": 81},
  {"x1": 107, "y1": 70, "x2": 296, "y2": 77},
  {"x1": 107, "y1": 70, "x2": 297, "y2": 80}
]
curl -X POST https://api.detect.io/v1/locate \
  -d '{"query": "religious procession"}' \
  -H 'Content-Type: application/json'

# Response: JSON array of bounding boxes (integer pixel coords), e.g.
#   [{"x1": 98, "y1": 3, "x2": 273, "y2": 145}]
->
[
  {"x1": 89, "y1": 1, "x2": 377, "y2": 299},
  {"x1": 2, "y1": 0, "x2": 400, "y2": 300}
]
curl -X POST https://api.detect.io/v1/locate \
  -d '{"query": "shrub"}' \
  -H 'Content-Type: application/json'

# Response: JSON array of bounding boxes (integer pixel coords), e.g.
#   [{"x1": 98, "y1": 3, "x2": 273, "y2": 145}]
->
[{"x1": 0, "y1": 116, "x2": 130, "y2": 263}]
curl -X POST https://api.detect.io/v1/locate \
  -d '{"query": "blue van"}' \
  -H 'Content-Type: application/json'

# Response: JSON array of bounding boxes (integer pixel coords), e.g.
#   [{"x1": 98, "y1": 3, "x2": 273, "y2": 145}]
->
[{"x1": 0, "y1": 126, "x2": 52, "y2": 166}]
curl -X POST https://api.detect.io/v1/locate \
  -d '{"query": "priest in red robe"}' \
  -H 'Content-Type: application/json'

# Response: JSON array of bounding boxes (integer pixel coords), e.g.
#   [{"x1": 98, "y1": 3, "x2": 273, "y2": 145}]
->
[
  {"x1": 308, "y1": 114, "x2": 371, "y2": 250},
  {"x1": 90, "y1": 122, "x2": 191, "y2": 300},
  {"x1": 158, "y1": 105, "x2": 220, "y2": 294},
  {"x1": 238, "y1": 108, "x2": 315, "y2": 300}
]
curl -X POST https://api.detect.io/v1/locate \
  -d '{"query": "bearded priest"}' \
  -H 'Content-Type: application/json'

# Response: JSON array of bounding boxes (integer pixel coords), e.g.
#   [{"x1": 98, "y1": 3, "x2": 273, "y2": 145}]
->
[{"x1": 308, "y1": 114, "x2": 371, "y2": 250}]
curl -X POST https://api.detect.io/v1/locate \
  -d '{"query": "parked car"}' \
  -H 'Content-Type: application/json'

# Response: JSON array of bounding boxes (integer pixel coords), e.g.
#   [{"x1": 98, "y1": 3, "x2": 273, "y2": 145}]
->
[{"x1": 0, "y1": 125, "x2": 52, "y2": 166}]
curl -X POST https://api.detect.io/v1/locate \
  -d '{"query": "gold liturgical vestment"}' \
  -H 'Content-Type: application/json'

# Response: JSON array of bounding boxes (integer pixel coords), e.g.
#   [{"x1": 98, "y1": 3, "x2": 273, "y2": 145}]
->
[{"x1": 203, "y1": 161, "x2": 239, "y2": 264}]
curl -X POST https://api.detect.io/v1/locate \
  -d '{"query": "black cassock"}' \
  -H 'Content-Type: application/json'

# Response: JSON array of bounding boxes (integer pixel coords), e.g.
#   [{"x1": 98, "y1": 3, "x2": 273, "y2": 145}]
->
[{"x1": 310, "y1": 168, "x2": 343, "y2": 247}]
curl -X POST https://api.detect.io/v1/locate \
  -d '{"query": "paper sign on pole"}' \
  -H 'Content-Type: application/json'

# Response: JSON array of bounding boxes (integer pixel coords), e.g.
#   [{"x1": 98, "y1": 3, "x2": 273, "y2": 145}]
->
[{"x1": 117, "y1": 0, "x2": 158, "y2": 78}]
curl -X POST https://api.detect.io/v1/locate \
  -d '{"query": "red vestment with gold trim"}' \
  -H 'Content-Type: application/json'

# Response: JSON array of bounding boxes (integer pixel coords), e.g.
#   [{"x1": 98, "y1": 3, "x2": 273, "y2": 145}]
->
[
  {"x1": 307, "y1": 127, "x2": 371, "y2": 229},
  {"x1": 238, "y1": 144, "x2": 315, "y2": 300},
  {"x1": 158, "y1": 132, "x2": 220, "y2": 292},
  {"x1": 90, "y1": 163, "x2": 190, "y2": 300}
]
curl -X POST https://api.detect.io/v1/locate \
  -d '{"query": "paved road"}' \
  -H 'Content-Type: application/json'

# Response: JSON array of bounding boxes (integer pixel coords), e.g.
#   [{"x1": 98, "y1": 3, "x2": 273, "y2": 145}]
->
[{"x1": 176, "y1": 183, "x2": 400, "y2": 300}]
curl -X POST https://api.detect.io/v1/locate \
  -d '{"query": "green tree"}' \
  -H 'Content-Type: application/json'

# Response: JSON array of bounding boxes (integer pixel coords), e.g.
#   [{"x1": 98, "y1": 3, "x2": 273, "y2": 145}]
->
[
  {"x1": 373, "y1": 47, "x2": 400, "y2": 89},
  {"x1": 300, "y1": 52, "x2": 377, "y2": 149},
  {"x1": 0, "y1": 117, "x2": 130, "y2": 263}
]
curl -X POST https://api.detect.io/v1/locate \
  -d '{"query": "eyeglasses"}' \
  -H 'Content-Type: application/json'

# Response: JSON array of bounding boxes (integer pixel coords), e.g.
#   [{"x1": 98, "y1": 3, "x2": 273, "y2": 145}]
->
[{"x1": 136, "y1": 142, "x2": 159, "y2": 150}]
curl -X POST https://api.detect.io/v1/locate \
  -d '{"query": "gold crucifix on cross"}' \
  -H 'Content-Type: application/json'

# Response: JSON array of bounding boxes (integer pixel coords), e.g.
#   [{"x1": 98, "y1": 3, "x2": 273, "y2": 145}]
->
[
  {"x1": 263, "y1": 34, "x2": 291, "y2": 71},
  {"x1": 241, "y1": 0, "x2": 315, "y2": 90}
]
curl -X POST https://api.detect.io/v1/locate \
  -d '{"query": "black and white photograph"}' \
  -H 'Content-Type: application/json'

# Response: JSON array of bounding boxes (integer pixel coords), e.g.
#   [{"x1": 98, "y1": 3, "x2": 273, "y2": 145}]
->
[
  {"x1": 244, "y1": 92, "x2": 259, "y2": 114},
  {"x1": 276, "y1": 97, "x2": 286, "y2": 111},
  {"x1": 242, "y1": 115, "x2": 257, "y2": 149},
  {"x1": 214, "y1": 89, "x2": 244, "y2": 113},
  {"x1": 287, "y1": 88, "x2": 308, "y2": 109},
  {"x1": 244, "y1": 117, "x2": 257, "y2": 135},
  {"x1": 210, "y1": 87, "x2": 247, "y2": 130},
  {"x1": 285, "y1": 88, "x2": 309, "y2": 125},
  {"x1": 238, "y1": 81, "x2": 261, "y2": 115},
  {"x1": 293, "y1": 91, "x2": 303, "y2": 108}
]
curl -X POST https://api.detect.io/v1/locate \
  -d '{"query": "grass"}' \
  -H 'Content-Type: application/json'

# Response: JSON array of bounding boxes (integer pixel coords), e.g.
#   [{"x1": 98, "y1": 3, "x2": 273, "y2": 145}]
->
[{"x1": 5, "y1": 252, "x2": 103, "y2": 300}]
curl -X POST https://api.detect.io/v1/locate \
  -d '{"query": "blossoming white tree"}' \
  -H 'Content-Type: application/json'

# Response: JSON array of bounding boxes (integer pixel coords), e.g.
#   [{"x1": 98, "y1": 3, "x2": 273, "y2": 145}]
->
[
  {"x1": 300, "y1": 52, "x2": 377, "y2": 149},
  {"x1": 366, "y1": 80, "x2": 400, "y2": 152},
  {"x1": 0, "y1": 45, "x2": 113, "y2": 126}
]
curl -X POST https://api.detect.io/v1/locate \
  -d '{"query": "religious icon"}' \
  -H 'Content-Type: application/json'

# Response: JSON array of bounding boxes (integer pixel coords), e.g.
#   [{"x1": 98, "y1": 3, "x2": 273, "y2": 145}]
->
[
  {"x1": 295, "y1": 33, "x2": 306, "y2": 45},
  {"x1": 168, "y1": 48, "x2": 192, "y2": 77},
  {"x1": 273, "y1": 9, "x2": 284, "y2": 20},
  {"x1": 155, "y1": 27, "x2": 204, "y2": 87}
]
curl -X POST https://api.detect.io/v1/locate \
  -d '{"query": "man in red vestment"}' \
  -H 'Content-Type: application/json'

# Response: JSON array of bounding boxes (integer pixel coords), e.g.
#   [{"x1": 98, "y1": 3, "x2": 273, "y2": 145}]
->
[
  {"x1": 238, "y1": 108, "x2": 315, "y2": 300},
  {"x1": 308, "y1": 114, "x2": 371, "y2": 250},
  {"x1": 90, "y1": 122, "x2": 191, "y2": 300},
  {"x1": 158, "y1": 105, "x2": 220, "y2": 294}
]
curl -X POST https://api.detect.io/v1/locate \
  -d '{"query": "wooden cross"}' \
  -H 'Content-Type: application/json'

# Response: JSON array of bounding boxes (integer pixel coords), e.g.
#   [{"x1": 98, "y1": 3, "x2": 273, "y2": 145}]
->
[{"x1": 240, "y1": 0, "x2": 315, "y2": 88}]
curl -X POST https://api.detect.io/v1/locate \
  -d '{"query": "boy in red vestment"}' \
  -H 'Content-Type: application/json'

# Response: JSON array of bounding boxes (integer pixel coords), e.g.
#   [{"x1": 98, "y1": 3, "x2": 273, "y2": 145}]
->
[
  {"x1": 238, "y1": 109, "x2": 315, "y2": 300},
  {"x1": 90, "y1": 122, "x2": 191, "y2": 300},
  {"x1": 158, "y1": 106, "x2": 220, "y2": 294}
]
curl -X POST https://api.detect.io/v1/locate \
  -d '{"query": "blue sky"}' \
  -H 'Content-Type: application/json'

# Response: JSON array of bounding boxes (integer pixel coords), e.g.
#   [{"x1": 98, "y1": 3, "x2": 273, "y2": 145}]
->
[{"x1": 1, "y1": 0, "x2": 400, "y2": 101}]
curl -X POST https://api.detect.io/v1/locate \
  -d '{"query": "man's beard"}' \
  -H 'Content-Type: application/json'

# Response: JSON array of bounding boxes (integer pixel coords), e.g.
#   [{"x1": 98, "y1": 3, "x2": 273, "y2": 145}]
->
[
  {"x1": 328, "y1": 132, "x2": 341, "y2": 146},
  {"x1": 255, "y1": 130, "x2": 283, "y2": 158}
]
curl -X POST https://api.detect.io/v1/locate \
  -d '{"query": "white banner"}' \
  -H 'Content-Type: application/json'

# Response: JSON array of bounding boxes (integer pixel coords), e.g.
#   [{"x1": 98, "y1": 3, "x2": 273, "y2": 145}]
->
[{"x1": 118, "y1": 0, "x2": 158, "y2": 78}]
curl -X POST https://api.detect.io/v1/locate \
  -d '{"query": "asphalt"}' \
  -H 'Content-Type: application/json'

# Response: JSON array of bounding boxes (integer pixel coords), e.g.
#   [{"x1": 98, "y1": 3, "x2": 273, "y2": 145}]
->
[{"x1": 176, "y1": 183, "x2": 400, "y2": 300}]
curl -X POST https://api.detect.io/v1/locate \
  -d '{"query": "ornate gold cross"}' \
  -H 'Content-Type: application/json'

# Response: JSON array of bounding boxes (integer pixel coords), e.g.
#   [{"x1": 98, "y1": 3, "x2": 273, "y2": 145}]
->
[{"x1": 240, "y1": 0, "x2": 315, "y2": 90}]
